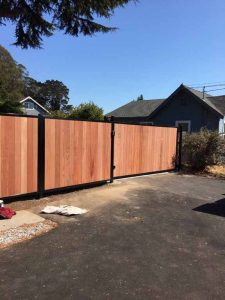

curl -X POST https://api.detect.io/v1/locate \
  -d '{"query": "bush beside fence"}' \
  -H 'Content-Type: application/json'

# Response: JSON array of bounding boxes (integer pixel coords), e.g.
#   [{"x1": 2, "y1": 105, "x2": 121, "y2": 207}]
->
[{"x1": 181, "y1": 129, "x2": 225, "y2": 171}]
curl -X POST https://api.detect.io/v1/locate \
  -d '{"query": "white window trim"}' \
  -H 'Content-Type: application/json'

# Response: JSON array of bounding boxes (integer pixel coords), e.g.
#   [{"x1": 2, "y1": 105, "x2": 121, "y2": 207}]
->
[
  {"x1": 140, "y1": 121, "x2": 154, "y2": 125},
  {"x1": 175, "y1": 120, "x2": 191, "y2": 132}
]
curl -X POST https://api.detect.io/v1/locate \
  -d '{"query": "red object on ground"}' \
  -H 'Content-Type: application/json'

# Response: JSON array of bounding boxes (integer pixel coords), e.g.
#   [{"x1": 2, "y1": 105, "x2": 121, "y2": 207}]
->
[{"x1": 0, "y1": 207, "x2": 16, "y2": 219}]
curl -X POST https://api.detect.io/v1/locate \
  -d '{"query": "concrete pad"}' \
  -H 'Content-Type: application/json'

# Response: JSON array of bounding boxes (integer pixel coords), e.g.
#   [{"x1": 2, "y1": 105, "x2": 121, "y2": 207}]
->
[{"x1": 0, "y1": 210, "x2": 45, "y2": 232}]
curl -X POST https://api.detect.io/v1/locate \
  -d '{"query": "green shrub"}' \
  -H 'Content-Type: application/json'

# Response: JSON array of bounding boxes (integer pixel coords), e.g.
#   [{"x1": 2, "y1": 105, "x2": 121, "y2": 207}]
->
[
  {"x1": 182, "y1": 129, "x2": 225, "y2": 171},
  {"x1": 0, "y1": 98, "x2": 24, "y2": 114},
  {"x1": 68, "y1": 102, "x2": 104, "y2": 121}
]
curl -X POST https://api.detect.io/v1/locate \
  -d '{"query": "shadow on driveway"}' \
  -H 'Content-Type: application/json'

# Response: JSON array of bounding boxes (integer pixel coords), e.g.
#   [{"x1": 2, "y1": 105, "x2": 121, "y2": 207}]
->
[{"x1": 193, "y1": 196, "x2": 225, "y2": 218}]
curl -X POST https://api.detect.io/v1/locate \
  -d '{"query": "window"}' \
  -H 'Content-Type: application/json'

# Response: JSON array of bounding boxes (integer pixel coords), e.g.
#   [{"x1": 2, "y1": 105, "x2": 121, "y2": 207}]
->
[
  {"x1": 175, "y1": 120, "x2": 191, "y2": 133},
  {"x1": 24, "y1": 101, "x2": 34, "y2": 109},
  {"x1": 140, "y1": 121, "x2": 154, "y2": 125}
]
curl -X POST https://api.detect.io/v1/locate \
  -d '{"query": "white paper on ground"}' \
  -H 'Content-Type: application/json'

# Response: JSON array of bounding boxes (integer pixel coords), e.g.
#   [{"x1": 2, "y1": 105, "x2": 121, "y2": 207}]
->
[{"x1": 42, "y1": 205, "x2": 88, "y2": 216}]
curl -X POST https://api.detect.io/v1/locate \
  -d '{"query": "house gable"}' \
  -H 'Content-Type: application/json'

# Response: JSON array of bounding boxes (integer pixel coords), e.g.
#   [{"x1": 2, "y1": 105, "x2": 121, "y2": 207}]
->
[
  {"x1": 149, "y1": 84, "x2": 223, "y2": 119},
  {"x1": 150, "y1": 86, "x2": 222, "y2": 132},
  {"x1": 20, "y1": 97, "x2": 49, "y2": 116}
]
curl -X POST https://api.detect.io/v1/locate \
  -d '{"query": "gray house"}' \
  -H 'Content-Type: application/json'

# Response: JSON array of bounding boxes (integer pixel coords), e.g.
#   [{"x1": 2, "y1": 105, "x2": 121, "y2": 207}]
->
[
  {"x1": 106, "y1": 84, "x2": 225, "y2": 133},
  {"x1": 20, "y1": 96, "x2": 49, "y2": 116}
]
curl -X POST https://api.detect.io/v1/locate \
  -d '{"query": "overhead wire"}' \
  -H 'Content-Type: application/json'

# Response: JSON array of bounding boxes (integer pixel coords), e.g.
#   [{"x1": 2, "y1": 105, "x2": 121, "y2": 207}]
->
[
  {"x1": 205, "y1": 87, "x2": 225, "y2": 93},
  {"x1": 187, "y1": 81, "x2": 225, "y2": 87},
  {"x1": 189, "y1": 83, "x2": 225, "y2": 89}
]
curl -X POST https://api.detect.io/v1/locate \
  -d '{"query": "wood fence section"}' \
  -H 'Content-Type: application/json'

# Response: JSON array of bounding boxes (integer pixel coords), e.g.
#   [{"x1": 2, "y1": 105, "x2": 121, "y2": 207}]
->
[
  {"x1": 45, "y1": 119, "x2": 111, "y2": 190},
  {"x1": 0, "y1": 115, "x2": 178, "y2": 199},
  {"x1": 0, "y1": 116, "x2": 38, "y2": 197},
  {"x1": 114, "y1": 124, "x2": 177, "y2": 177}
]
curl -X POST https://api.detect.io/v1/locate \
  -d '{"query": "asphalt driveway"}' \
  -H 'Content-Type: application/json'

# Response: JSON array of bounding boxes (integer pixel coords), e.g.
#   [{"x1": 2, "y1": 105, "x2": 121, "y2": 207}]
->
[{"x1": 1, "y1": 173, "x2": 225, "y2": 300}]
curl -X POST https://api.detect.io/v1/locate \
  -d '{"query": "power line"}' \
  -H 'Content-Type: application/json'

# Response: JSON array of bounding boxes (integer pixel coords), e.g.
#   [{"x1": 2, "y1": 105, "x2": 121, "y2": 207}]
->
[
  {"x1": 187, "y1": 81, "x2": 225, "y2": 87},
  {"x1": 189, "y1": 83, "x2": 225, "y2": 89},
  {"x1": 205, "y1": 87, "x2": 225, "y2": 93}
]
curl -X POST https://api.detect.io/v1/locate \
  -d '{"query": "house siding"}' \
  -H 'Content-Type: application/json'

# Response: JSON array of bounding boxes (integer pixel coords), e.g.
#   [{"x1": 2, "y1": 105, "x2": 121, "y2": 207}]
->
[{"x1": 150, "y1": 90, "x2": 221, "y2": 132}]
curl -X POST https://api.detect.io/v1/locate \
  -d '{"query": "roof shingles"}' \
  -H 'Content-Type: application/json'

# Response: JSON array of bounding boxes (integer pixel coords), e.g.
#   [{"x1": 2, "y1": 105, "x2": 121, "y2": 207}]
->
[
  {"x1": 207, "y1": 96, "x2": 225, "y2": 115},
  {"x1": 106, "y1": 99, "x2": 165, "y2": 117}
]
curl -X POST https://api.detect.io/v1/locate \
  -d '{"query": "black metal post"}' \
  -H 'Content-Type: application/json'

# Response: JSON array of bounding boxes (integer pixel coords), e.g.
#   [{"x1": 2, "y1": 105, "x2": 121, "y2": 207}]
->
[
  {"x1": 110, "y1": 117, "x2": 115, "y2": 183},
  {"x1": 38, "y1": 115, "x2": 45, "y2": 198},
  {"x1": 178, "y1": 125, "x2": 182, "y2": 171}
]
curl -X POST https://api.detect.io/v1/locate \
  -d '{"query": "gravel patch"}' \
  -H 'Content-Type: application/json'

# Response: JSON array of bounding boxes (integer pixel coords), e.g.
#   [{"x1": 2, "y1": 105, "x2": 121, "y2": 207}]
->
[{"x1": 0, "y1": 220, "x2": 57, "y2": 249}]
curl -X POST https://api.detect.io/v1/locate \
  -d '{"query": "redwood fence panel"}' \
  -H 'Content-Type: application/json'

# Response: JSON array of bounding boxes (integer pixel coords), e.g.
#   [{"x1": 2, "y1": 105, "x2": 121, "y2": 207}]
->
[
  {"x1": 114, "y1": 124, "x2": 177, "y2": 178},
  {"x1": 45, "y1": 119, "x2": 111, "y2": 190},
  {"x1": 0, "y1": 114, "x2": 180, "y2": 200},
  {"x1": 0, "y1": 115, "x2": 38, "y2": 198}
]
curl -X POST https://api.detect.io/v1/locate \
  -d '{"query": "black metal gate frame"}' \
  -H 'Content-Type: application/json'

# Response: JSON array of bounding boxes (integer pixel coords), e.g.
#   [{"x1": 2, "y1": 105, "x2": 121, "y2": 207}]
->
[{"x1": 0, "y1": 113, "x2": 182, "y2": 201}]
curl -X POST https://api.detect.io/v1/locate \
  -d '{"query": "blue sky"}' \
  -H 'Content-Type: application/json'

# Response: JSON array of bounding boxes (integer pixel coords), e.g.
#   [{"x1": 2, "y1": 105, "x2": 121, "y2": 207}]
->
[{"x1": 1, "y1": 0, "x2": 225, "y2": 113}]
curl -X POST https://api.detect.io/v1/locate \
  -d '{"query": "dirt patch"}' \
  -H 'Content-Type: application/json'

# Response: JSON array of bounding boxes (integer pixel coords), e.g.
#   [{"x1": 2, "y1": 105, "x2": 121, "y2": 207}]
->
[
  {"x1": 6, "y1": 196, "x2": 63, "y2": 211},
  {"x1": 7, "y1": 184, "x2": 116, "y2": 211},
  {"x1": 7, "y1": 181, "x2": 140, "y2": 219},
  {"x1": 0, "y1": 220, "x2": 57, "y2": 249}
]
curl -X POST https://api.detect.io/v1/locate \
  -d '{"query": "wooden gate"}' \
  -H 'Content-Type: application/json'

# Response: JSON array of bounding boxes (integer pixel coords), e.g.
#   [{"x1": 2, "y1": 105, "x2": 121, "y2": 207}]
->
[{"x1": 114, "y1": 124, "x2": 177, "y2": 178}]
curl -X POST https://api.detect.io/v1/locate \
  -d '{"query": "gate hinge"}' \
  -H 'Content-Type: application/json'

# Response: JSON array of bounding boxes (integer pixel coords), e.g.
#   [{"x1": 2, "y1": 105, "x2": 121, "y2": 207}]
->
[{"x1": 111, "y1": 130, "x2": 115, "y2": 136}]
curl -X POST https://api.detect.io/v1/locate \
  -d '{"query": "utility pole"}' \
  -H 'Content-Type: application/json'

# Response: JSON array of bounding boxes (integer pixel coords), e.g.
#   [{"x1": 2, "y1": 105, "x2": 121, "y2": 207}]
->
[{"x1": 203, "y1": 86, "x2": 205, "y2": 99}]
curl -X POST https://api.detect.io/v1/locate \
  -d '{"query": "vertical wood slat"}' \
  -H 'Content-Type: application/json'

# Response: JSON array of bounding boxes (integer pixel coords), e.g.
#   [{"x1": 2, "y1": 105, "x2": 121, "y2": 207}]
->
[
  {"x1": 45, "y1": 119, "x2": 111, "y2": 190},
  {"x1": 114, "y1": 124, "x2": 177, "y2": 177},
  {"x1": 0, "y1": 116, "x2": 38, "y2": 198}
]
